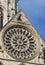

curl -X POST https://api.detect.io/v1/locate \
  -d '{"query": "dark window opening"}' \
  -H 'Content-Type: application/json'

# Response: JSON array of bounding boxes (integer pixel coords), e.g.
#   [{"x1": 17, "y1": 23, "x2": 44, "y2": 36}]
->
[
  {"x1": 0, "y1": 8, "x2": 3, "y2": 31},
  {"x1": 0, "y1": 62, "x2": 3, "y2": 65}
]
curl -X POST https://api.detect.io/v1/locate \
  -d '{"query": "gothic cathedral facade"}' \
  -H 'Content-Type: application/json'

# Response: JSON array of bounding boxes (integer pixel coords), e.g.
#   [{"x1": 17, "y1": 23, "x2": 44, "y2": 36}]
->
[{"x1": 0, "y1": 0, "x2": 45, "y2": 65}]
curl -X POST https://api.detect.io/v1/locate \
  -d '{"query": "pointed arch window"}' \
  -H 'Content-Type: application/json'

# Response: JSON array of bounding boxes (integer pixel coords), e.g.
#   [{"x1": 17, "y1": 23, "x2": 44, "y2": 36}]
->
[{"x1": 0, "y1": 8, "x2": 3, "y2": 31}]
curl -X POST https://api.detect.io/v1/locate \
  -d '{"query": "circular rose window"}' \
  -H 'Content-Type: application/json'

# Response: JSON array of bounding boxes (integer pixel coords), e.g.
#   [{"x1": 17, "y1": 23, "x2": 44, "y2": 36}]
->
[{"x1": 2, "y1": 25, "x2": 37, "y2": 61}]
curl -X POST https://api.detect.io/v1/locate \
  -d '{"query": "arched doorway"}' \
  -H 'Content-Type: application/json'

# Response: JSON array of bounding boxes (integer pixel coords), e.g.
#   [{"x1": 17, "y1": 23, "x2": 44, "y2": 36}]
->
[{"x1": 0, "y1": 7, "x2": 3, "y2": 31}]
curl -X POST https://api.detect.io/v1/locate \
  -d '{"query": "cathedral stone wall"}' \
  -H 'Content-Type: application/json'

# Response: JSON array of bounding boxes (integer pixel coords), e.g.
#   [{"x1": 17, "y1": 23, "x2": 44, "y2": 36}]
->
[
  {"x1": 0, "y1": 0, "x2": 8, "y2": 26},
  {"x1": 0, "y1": 0, "x2": 45, "y2": 65}
]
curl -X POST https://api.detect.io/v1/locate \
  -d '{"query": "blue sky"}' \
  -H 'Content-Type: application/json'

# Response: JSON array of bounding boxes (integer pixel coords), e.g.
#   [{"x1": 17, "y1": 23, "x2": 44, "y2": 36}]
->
[{"x1": 18, "y1": 0, "x2": 45, "y2": 41}]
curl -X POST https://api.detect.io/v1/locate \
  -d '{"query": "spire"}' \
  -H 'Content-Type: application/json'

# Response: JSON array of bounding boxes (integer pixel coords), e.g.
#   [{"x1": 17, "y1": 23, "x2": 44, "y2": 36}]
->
[{"x1": 7, "y1": 0, "x2": 19, "y2": 21}]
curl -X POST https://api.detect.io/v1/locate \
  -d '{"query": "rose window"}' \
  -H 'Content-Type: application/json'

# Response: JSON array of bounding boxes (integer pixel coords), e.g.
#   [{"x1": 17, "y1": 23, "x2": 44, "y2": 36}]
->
[{"x1": 3, "y1": 25, "x2": 37, "y2": 61}]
